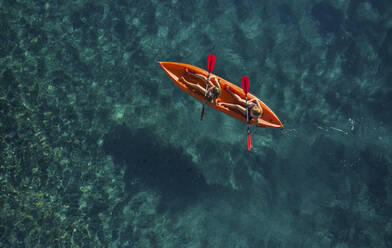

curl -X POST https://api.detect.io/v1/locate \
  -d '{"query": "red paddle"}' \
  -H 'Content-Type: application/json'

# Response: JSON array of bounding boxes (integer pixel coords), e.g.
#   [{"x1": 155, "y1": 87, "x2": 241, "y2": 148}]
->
[
  {"x1": 242, "y1": 76, "x2": 252, "y2": 151},
  {"x1": 201, "y1": 54, "x2": 216, "y2": 120}
]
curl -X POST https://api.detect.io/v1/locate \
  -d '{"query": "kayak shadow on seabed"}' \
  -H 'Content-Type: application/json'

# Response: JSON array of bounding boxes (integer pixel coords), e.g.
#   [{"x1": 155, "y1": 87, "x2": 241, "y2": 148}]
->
[{"x1": 103, "y1": 125, "x2": 228, "y2": 212}]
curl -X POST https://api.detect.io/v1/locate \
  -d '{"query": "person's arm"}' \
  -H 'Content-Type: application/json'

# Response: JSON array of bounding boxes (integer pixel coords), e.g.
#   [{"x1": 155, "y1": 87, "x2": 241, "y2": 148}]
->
[
  {"x1": 211, "y1": 77, "x2": 221, "y2": 92},
  {"x1": 248, "y1": 98, "x2": 261, "y2": 108},
  {"x1": 256, "y1": 99, "x2": 262, "y2": 110},
  {"x1": 205, "y1": 87, "x2": 213, "y2": 96}
]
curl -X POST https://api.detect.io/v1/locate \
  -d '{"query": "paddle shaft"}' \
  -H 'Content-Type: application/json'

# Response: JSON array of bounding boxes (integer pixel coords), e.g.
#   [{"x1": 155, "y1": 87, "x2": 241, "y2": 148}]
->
[
  {"x1": 242, "y1": 76, "x2": 251, "y2": 150},
  {"x1": 246, "y1": 94, "x2": 250, "y2": 141},
  {"x1": 201, "y1": 54, "x2": 216, "y2": 120},
  {"x1": 246, "y1": 95, "x2": 252, "y2": 150},
  {"x1": 200, "y1": 72, "x2": 210, "y2": 120},
  {"x1": 245, "y1": 94, "x2": 248, "y2": 123},
  {"x1": 204, "y1": 72, "x2": 211, "y2": 97}
]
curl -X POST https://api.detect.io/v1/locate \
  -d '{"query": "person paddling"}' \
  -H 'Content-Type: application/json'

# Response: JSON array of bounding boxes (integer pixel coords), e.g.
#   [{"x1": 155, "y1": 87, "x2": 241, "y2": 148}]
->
[
  {"x1": 218, "y1": 85, "x2": 263, "y2": 125},
  {"x1": 179, "y1": 68, "x2": 221, "y2": 104}
]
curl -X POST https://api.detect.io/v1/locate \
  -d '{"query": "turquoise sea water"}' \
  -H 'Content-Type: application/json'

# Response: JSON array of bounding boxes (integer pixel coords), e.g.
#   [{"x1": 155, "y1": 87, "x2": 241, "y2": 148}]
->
[{"x1": 1, "y1": 0, "x2": 391, "y2": 247}]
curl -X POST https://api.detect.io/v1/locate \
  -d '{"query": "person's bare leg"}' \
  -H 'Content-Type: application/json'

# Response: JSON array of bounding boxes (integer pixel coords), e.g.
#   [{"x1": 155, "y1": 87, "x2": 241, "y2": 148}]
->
[
  {"x1": 180, "y1": 76, "x2": 206, "y2": 94},
  {"x1": 185, "y1": 68, "x2": 208, "y2": 82},
  {"x1": 219, "y1": 102, "x2": 247, "y2": 116},
  {"x1": 186, "y1": 69, "x2": 220, "y2": 92},
  {"x1": 226, "y1": 86, "x2": 246, "y2": 105}
]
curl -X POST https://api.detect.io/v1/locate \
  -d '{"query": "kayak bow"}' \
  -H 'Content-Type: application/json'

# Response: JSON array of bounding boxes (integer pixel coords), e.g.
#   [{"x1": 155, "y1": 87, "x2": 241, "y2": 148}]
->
[{"x1": 158, "y1": 61, "x2": 283, "y2": 128}]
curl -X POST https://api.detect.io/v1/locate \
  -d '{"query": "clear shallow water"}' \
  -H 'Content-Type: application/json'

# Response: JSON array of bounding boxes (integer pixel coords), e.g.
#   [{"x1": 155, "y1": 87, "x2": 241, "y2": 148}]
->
[{"x1": 1, "y1": 0, "x2": 391, "y2": 247}]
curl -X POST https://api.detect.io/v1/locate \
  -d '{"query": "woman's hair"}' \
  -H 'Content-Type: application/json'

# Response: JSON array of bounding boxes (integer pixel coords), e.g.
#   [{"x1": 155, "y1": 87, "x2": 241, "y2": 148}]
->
[
  {"x1": 206, "y1": 86, "x2": 220, "y2": 102},
  {"x1": 251, "y1": 106, "x2": 262, "y2": 117},
  {"x1": 211, "y1": 87, "x2": 220, "y2": 98}
]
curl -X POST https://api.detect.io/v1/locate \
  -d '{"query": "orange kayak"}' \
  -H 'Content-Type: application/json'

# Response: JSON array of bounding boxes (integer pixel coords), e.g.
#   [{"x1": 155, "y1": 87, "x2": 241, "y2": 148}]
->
[{"x1": 159, "y1": 62, "x2": 283, "y2": 128}]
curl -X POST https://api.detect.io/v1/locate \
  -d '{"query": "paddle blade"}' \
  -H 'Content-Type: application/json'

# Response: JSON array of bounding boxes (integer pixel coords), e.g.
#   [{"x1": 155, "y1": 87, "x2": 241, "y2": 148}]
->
[
  {"x1": 200, "y1": 105, "x2": 205, "y2": 120},
  {"x1": 247, "y1": 133, "x2": 252, "y2": 150},
  {"x1": 207, "y1": 54, "x2": 216, "y2": 72},
  {"x1": 242, "y1": 76, "x2": 249, "y2": 94}
]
